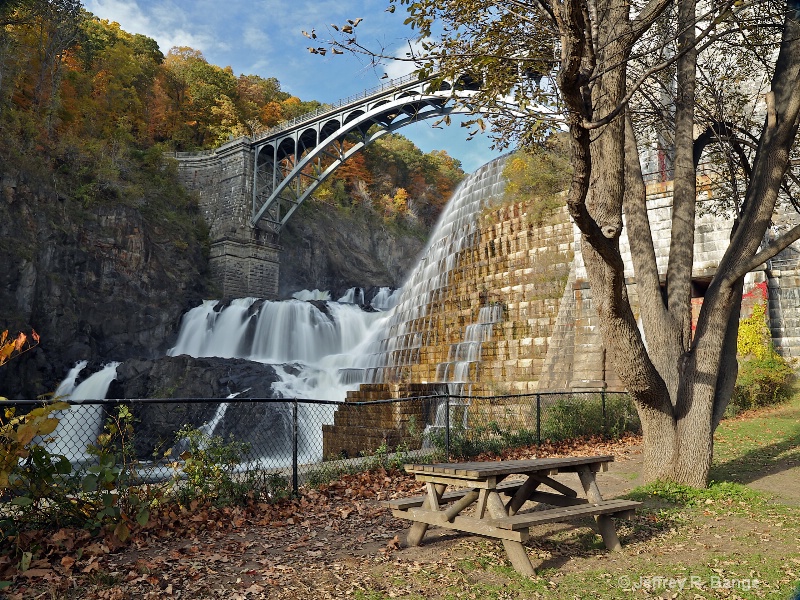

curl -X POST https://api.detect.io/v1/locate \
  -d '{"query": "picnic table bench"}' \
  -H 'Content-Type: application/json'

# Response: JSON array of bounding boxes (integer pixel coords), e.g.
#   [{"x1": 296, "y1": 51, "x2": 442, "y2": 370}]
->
[{"x1": 381, "y1": 455, "x2": 640, "y2": 575}]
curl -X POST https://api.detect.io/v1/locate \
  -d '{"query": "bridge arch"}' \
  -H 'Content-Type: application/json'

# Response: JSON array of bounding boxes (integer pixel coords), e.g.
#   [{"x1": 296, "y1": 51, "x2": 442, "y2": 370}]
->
[{"x1": 250, "y1": 81, "x2": 471, "y2": 234}]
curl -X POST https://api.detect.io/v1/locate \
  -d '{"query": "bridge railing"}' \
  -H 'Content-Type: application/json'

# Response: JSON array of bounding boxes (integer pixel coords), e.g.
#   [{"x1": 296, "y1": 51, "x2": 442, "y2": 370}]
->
[{"x1": 250, "y1": 72, "x2": 426, "y2": 144}]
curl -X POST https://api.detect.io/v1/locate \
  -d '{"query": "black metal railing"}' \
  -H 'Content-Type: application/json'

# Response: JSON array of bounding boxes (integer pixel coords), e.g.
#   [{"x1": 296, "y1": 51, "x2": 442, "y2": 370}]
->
[{"x1": 2, "y1": 391, "x2": 639, "y2": 507}]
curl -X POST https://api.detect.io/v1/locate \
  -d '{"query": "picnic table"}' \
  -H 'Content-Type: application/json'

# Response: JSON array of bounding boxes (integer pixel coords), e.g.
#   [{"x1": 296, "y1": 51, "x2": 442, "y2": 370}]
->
[{"x1": 382, "y1": 455, "x2": 640, "y2": 575}]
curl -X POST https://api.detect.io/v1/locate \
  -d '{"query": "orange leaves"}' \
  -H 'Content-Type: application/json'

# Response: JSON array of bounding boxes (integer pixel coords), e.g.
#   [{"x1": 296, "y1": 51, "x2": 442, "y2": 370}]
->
[
  {"x1": 259, "y1": 101, "x2": 284, "y2": 128},
  {"x1": 0, "y1": 329, "x2": 40, "y2": 367}
]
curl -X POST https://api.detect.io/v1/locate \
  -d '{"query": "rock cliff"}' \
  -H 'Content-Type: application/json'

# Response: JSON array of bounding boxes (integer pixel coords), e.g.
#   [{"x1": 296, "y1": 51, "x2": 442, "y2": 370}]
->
[
  {"x1": 278, "y1": 201, "x2": 427, "y2": 300},
  {"x1": 0, "y1": 172, "x2": 213, "y2": 399},
  {"x1": 0, "y1": 170, "x2": 432, "y2": 399}
]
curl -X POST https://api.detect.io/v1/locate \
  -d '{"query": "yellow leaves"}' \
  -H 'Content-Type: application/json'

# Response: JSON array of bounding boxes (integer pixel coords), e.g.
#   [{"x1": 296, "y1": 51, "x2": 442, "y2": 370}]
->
[
  {"x1": 15, "y1": 423, "x2": 37, "y2": 446},
  {"x1": 737, "y1": 302, "x2": 771, "y2": 359},
  {"x1": 35, "y1": 417, "x2": 60, "y2": 437},
  {"x1": 0, "y1": 400, "x2": 69, "y2": 490},
  {"x1": 0, "y1": 342, "x2": 14, "y2": 365},
  {"x1": 114, "y1": 521, "x2": 131, "y2": 542},
  {"x1": 0, "y1": 329, "x2": 40, "y2": 367}
]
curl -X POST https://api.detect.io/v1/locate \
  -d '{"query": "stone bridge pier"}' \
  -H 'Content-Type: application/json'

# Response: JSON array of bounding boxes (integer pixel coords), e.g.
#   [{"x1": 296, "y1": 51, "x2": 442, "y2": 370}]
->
[{"x1": 172, "y1": 139, "x2": 280, "y2": 299}]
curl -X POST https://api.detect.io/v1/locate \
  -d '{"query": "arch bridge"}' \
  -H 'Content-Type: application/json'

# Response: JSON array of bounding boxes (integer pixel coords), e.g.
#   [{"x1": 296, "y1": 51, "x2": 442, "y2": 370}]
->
[
  {"x1": 172, "y1": 73, "x2": 482, "y2": 298},
  {"x1": 250, "y1": 73, "x2": 478, "y2": 234}
]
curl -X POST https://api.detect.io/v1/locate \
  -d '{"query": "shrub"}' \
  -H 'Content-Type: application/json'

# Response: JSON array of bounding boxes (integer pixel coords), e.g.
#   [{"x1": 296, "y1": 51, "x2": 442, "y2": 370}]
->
[
  {"x1": 540, "y1": 394, "x2": 639, "y2": 441},
  {"x1": 731, "y1": 353, "x2": 795, "y2": 412},
  {"x1": 82, "y1": 406, "x2": 155, "y2": 541},
  {"x1": 731, "y1": 300, "x2": 796, "y2": 413},
  {"x1": 172, "y1": 426, "x2": 255, "y2": 507},
  {"x1": 501, "y1": 141, "x2": 572, "y2": 226}
]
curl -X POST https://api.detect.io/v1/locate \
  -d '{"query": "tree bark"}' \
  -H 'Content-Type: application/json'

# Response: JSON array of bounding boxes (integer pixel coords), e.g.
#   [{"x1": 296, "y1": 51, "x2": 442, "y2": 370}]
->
[
  {"x1": 667, "y1": 0, "x2": 697, "y2": 346},
  {"x1": 556, "y1": 0, "x2": 800, "y2": 487}
]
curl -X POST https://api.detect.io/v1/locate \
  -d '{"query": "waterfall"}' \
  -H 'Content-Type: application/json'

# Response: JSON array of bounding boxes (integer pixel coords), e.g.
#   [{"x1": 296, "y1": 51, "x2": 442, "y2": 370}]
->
[
  {"x1": 168, "y1": 298, "x2": 257, "y2": 359},
  {"x1": 292, "y1": 289, "x2": 331, "y2": 301},
  {"x1": 52, "y1": 156, "x2": 509, "y2": 465},
  {"x1": 169, "y1": 298, "x2": 369, "y2": 364},
  {"x1": 436, "y1": 303, "x2": 504, "y2": 393},
  {"x1": 47, "y1": 362, "x2": 119, "y2": 462},
  {"x1": 370, "y1": 287, "x2": 401, "y2": 311},
  {"x1": 357, "y1": 157, "x2": 508, "y2": 386},
  {"x1": 338, "y1": 287, "x2": 365, "y2": 305}
]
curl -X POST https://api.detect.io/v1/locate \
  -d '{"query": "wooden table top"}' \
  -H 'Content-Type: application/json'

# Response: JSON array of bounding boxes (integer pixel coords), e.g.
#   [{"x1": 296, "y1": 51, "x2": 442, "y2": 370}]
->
[{"x1": 404, "y1": 455, "x2": 614, "y2": 479}]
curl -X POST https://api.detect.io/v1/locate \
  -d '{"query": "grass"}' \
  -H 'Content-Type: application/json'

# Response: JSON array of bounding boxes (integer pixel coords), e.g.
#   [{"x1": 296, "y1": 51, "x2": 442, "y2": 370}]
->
[
  {"x1": 711, "y1": 391, "x2": 800, "y2": 484},
  {"x1": 352, "y1": 393, "x2": 800, "y2": 599}
]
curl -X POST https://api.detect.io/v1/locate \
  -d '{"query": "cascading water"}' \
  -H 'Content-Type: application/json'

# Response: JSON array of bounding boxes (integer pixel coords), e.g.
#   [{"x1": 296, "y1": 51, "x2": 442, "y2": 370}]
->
[
  {"x1": 356, "y1": 157, "x2": 508, "y2": 387},
  {"x1": 168, "y1": 298, "x2": 386, "y2": 400},
  {"x1": 53, "y1": 156, "x2": 509, "y2": 464},
  {"x1": 424, "y1": 303, "x2": 504, "y2": 438},
  {"x1": 47, "y1": 361, "x2": 120, "y2": 461},
  {"x1": 338, "y1": 287, "x2": 365, "y2": 305},
  {"x1": 436, "y1": 303, "x2": 504, "y2": 390},
  {"x1": 370, "y1": 287, "x2": 401, "y2": 311}
]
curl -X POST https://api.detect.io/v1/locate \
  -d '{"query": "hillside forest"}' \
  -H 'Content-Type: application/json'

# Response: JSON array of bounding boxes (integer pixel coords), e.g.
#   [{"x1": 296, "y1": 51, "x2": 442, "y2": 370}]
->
[{"x1": 0, "y1": 0, "x2": 465, "y2": 230}]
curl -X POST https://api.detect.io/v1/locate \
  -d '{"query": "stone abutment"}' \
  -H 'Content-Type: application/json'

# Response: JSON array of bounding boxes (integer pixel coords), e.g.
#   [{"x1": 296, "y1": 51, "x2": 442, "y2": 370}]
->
[{"x1": 171, "y1": 139, "x2": 280, "y2": 299}]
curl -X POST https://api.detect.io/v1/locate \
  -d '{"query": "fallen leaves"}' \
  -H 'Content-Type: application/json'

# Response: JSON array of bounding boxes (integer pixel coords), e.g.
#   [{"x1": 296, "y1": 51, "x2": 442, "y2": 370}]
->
[{"x1": 2, "y1": 436, "x2": 646, "y2": 598}]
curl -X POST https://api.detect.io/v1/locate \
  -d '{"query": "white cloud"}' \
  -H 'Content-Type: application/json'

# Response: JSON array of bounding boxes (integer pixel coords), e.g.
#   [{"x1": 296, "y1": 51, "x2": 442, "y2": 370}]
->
[
  {"x1": 85, "y1": 0, "x2": 220, "y2": 56},
  {"x1": 382, "y1": 39, "x2": 429, "y2": 80}
]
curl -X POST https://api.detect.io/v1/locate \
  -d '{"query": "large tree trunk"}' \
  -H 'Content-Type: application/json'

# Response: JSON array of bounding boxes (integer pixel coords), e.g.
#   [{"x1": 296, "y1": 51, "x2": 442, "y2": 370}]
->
[{"x1": 558, "y1": 0, "x2": 800, "y2": 487}]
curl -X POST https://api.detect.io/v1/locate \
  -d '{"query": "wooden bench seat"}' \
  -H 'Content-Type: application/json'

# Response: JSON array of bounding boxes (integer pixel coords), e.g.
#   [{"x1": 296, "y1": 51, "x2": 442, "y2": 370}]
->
[
  {"x1": 489, "y1": 498, "x2": 641, "y2": 531},
  {"x1": 383, "y1": 479, "x2": 525, "y2": 511}
]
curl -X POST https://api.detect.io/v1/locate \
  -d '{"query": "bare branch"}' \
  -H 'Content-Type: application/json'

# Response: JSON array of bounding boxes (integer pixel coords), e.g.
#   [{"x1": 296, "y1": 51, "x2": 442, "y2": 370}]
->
[{"x1": 735, "y1": 224, "x2": 800, "y2": 277}]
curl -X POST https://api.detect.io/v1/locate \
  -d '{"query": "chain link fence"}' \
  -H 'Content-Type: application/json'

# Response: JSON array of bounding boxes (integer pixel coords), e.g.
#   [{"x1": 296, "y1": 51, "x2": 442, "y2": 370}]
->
[{"x1": 2, "y1": 392, "x2": 639, "y2": 512}]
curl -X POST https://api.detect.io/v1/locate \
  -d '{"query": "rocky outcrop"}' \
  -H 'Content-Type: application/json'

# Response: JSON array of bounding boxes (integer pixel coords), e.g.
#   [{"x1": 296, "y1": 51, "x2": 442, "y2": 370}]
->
[
  {"x1": 109, "y1": 355, "x2": 283, "y2": 400},
  {"x1": 278, "y1": 202, "x2": 425, "y2": 299},
  {"x1": 106, "y1": 355, "x2": 289, "y2": 458},
  {"x1": 0, "y1": 173, "x2": 213, "y2": 399}
]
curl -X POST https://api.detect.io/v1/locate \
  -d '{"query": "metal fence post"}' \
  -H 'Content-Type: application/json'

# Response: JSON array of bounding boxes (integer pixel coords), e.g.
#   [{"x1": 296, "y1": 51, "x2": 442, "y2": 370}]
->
[
  {"x1": 444, "y1": 394, "x2": 451, "y2": 460},
  {"x1": 601, "y1": 389, "x2": 607, "y2": 434},
  {"x1": 292, "y1": 400, "x2": 299, "y2": 496},
  {"x1": 536, "y1": 394, "x2": 541, "y2": 445}
]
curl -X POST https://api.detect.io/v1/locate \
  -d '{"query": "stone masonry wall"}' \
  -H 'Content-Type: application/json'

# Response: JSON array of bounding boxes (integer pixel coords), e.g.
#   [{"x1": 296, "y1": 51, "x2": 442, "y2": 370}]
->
[
  {"x1": 321, "y1": 383, "x2": 445, "y2": 459},
  {"x1": 173, "y1": 139, "x2": 253, "y2": 240},
  {"x1": 171, "y1": 140, "x2": 280, "y2": 299},
  {"x1": 324, "y1": 176, "x2": 800, "y2": 455},
  {"x1": 768, "y1": 268, "x2": 800, "y2": 359},
  {"x1": 373, "y1": 200, "x2": 577, "y2": 394}
]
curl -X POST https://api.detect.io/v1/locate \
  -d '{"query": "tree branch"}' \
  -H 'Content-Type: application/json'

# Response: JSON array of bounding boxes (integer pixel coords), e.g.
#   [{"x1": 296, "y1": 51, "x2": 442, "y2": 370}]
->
[
  {"x1": 734, "y1": 224, "x2": 800, "y2": 278},
  {"x1": 582, "y1": 0, "x2": 740, "y2": 129}
]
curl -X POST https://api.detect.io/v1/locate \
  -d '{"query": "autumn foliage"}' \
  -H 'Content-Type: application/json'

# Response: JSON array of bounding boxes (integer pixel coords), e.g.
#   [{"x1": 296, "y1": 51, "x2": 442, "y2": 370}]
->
[
  {"x1": 0, "y1": 331, "x2": 39, "y2": 369},
  {"x1": 0, "y1": 4, "x2": 462, "y2": 227}
]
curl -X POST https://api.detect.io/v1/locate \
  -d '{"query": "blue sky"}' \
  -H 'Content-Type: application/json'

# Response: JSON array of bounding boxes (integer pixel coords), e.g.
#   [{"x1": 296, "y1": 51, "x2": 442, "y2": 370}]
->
[{"x1": 83, "y1": 0, "x2": 504, "y2": 173}]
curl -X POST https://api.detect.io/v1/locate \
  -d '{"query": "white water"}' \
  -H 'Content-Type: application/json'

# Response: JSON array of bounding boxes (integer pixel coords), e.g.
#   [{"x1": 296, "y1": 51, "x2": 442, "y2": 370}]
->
[
  {"x1": 338, "y1": 287, "x2": 365, "y2": 305},
  {"x1": 53, "y1": 156, "x2": 509, "y2": 463},
  {"x1": 370, "y1": 287, "x2": 401, "y2": 311},
  {"x1": 436, "y1": 303, "x2": 504, "y2": 389},
  {"x1": 47, "y1": 362, "x2": 119, "y2": 461},
  {"x1": 292, "y1": 289, "x2": 331, "y2": 301},
  {"x1": 167, "y1": 298, "x2": 386, "y2": 401},
  {"x1": 356, "y1": 157, "x2": 508, "y2": 386}
]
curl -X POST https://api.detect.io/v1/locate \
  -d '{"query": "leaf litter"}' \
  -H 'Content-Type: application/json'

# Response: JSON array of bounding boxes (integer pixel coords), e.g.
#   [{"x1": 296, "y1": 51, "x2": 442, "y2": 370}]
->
[{"x1": 3, "y1": 434, "x2": 648, "y2": 599}]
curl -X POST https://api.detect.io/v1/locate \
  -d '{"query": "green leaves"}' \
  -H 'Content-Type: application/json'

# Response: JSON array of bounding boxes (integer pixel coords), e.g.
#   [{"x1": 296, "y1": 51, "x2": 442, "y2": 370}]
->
[
  {"x1": 82, "y1": 473, "x2": 98, "y2": 493},
  {"x1": 10, "y1": 495, "x2": 34, "y2": 507}
]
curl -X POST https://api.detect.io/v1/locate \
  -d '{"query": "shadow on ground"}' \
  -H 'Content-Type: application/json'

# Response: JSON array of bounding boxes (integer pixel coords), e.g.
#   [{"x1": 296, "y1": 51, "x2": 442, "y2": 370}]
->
[{"x1": 710, "y1": 430, "x2": 800, "y2": 485}]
